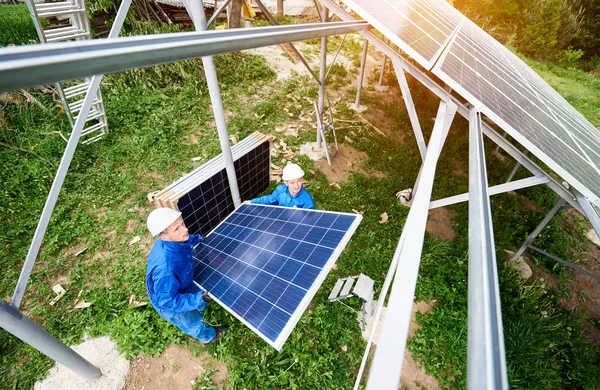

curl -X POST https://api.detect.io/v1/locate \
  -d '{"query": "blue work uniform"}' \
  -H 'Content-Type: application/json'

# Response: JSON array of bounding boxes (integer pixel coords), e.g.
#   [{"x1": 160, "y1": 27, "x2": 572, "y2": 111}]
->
[
  {"x1": 146, "y1": 234, "x2": 216, "y2": 343},
  {"x1": 251, "y1": 184, "x2": 315, "y2": 209}
]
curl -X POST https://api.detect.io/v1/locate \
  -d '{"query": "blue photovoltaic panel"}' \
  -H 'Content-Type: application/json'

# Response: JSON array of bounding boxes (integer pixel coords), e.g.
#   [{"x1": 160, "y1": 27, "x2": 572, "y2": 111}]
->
[
  {"x1": 339, "y1": 0, "x2": 462, "y2": 69},
  {"x1": 433, "y1": 16, "x2": 600, "y2": 202},
  {"x1": 192, "y1": 204, "x2": 362, "y2": 349}
]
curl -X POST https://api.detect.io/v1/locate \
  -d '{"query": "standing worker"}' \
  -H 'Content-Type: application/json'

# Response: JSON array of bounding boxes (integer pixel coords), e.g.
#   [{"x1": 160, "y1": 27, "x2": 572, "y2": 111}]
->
[
  {"x1": 146, "y1": 208, "x2": 228, "y2": 344},
  {"x1": 249, "y1": 163, "x2": 315, "y2": 209}
]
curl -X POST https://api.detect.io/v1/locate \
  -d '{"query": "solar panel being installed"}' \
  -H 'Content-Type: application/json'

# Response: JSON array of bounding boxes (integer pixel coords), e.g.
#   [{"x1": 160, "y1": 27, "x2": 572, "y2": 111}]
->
[
  {"x1": 192, "y1": 204, "x2": 362, "y2": 350},
  {"x1": 338, "y1": 0, "x2": 600, "y2": 204}
]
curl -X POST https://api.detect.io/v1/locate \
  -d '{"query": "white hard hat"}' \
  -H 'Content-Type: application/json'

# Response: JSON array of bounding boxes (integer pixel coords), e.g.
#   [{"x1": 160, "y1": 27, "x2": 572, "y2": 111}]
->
[
  {"x1": 147, "y1": 208, "x2": 182, "y2": 237},
  {"x1": 282, "y1": 163, "x2": 304, "y2": 181}
]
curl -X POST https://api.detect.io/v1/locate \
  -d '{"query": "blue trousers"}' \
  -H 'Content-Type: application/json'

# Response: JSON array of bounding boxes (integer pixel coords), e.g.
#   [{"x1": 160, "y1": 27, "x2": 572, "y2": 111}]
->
[{"x1": 158, "y1": 309, "x2": 216, "y2": 343}]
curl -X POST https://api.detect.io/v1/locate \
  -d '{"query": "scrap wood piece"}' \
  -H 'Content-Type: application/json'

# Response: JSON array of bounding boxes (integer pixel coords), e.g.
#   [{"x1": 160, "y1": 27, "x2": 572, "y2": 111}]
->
[
  {"x1": 329, "y1": 182, "x2": 342, "y2": 189},
  {"x1": 357, "y1": 114, "x2": 386, "y2": 136},
  {"x1": 379, "y1": 212, "x2": 389, "y2": 224},
  {"x1": 129, "y1": 236, "x2": 141, "y2": 246},
  {"x1": 270, "y1": 162, "x2": 281, "y2": 170},
  {"x1": 147, "y1": 190, "x2": 160, "y2": 203},
  {"x1": 191, "y1": 157, "x2": 203, "y2": 161},
  {"x1": 345, "y1": 136, "x2": 354, "y2": 144},
  {"x1": 74, "y1": 289, "x2": 92, "y2": 309},
  {"x1": 352, "y1": 209, "x2": 364, "y2": 215},
  {"x1": 75, "y1": 247, "x2": 88, "y2": 257},
  {"x1": 50, "y1": 284, "x2": 66, "y2": 306},
  {"x1": 129, "y1": 294, "x2": 148, "y2": 308},
  {"x1": 229, "y1": 134, "x2": 238, "y2": 144}
]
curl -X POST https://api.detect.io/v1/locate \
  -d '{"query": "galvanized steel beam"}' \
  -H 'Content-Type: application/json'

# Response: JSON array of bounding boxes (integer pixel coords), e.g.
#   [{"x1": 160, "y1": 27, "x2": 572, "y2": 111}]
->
[
  {"x1": 467, "y1": 108, "x2": 508, "y2": 390},
  {"x1": 0, "y1": 21, "x2": 369, "y2": 93},
  {"x1": 365, "y1": 101, "x2": 457, "y2": 390},
  {"x1": 429, "y1": 175, "x2": 549, "y2": 209}
]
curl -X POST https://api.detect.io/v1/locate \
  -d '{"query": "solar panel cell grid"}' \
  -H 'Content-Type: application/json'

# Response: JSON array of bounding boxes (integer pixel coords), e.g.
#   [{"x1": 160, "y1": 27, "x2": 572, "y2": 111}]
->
[
  {"x1": 178, "y1": 139, "x2": 270, "y2": 236},
  {"x1": 193, "y1": 204, "x2": 361, "y2": 349}
]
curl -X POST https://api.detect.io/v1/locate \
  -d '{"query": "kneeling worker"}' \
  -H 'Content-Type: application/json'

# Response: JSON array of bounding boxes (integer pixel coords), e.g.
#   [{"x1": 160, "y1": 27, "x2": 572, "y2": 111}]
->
[
  {"x1": 146, "y1": 208, "x2": 227, "y2": 343},
  {"x1": 249, "y1": 163, "x2": 315, "y2": 209}
]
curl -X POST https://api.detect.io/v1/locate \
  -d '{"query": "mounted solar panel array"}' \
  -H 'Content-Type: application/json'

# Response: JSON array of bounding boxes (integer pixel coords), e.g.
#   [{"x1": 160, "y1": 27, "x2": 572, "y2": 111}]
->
[
  {"x1": 339, "y1": 0, "x2": 462, "y2": 69},
  {"x1": 338, "y1": 0, "x2": 600, "y2": 204},
  {"x1": 433, "y1": 20, "x2": 600, "y2": 201},
  {"x1": 153, "y1": 132, "x2": 271, "y2": 236},
  {"x1": 193, "y1": 204, "x2": 362, "y2": 350}
]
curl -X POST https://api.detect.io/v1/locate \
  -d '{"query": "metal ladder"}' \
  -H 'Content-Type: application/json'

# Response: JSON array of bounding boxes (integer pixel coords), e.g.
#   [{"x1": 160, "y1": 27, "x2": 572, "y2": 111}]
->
[
  {"x1": 25, "y1": 0, "x2": 109, "y2": 144},
  {"x1": 328, "y1": 273, "x2": 375, "y2": 330}
]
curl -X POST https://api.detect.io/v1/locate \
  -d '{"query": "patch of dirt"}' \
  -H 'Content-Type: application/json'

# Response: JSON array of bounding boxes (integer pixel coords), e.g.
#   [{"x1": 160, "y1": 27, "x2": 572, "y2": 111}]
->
[
  {"x1": 426, "y1": 208, "x2": 457, "y2": 241},
  {"x1": 313, "y1": 144, "x2": 386, "y2": 183},
  {"x1": 123, "y1": 344, "x2": 228, "y2": 390},
  {"x1": 451, "y1": 160, "x2": 466, "y2": 178},
  {"x1": 508, "y1": 191, "x2": 542, "y2": 212},
  {"x1": 401, "y1": 300, "x2": 441, "y2": 390}
]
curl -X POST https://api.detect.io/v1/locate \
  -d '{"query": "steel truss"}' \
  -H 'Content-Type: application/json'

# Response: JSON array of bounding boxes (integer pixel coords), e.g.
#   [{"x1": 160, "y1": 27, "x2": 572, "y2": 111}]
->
[{"x1": 1, "y1": 0, "x2": 598, "y2": 387}]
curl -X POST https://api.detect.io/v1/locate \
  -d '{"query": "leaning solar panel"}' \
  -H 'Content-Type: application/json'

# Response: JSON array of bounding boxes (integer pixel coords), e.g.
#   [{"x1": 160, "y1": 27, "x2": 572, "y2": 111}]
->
[
  {"x1": 433, "y1": 13, "x2": 600, "y2": 202},
  {"x1": 192, "y1": 204, "x2": 362, "y2": 350},
  {"x1": 177, "y1": 139, "x2": 271, "y2": 236},
  {"x1": 338, "y1": 0, "x2": 462, "y2": 69}
]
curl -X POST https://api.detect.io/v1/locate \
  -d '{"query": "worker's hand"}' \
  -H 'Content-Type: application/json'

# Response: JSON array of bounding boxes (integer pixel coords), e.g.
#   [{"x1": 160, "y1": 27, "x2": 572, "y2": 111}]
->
[{"x1": 243, "y1": 200, "x2": 251, "y2": 204}]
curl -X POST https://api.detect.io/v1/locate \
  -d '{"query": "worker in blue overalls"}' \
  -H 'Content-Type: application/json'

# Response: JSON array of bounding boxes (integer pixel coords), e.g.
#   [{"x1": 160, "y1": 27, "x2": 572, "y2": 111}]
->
[
  {"x1": 146, "y1": 208, "x2": 228, "y2": 343},
  {"x1": 249, "y1": 163, "x2": 315, "y2": 209}
]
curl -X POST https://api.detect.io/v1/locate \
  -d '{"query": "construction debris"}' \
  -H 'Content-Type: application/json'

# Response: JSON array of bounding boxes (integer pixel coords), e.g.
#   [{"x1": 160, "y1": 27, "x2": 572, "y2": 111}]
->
[
  {"x1": 129, "y1": 236, "x2": 141, "y2": 246},
  {"x1": 329, "y1": 182, "x2": 342, "y2": 189},
  {"x1": 75, "y1": 247, "x2": 88, "y2": 257},
  {"x1": 50, "y1": 284, "x2": 66, "y2": 306},
  {"x1": 379, "y1": 212, "x2": 389, "y2": 224},
  {"x1": 129, "y1": 294, "x2": 148, "y2": 308},
  {"x1": 73, "y1": 290, "x2": 92, "y2": 309},
  {"x1": 396, "y1": 188, "x2": 413, "y2": 206}
]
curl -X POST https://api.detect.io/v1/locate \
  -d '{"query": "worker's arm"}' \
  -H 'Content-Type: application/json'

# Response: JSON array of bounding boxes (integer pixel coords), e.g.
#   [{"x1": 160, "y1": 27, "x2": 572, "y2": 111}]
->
[
  {"x1": 250, "y1": 184, "x2": 285, "y2": 205},
  {"x1": 152, "y1": 267, "x2": 206, "y2": 312}
]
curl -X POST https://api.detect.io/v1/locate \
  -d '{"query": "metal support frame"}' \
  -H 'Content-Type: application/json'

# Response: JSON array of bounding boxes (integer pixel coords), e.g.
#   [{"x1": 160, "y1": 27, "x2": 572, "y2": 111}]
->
[
  {"x1": 430, "y1": 175, "x2": 549, "y2": 209},
  {"x1": 316, "y1": 5, "x2": 328, "y2": 148},
  {"x1": 511, "y1": 197, "x2": 566, "y2": 261},
  {"x1": 0, "y1": 299, "x2": 102, "y2": 380},
  {"x1": 363, "y1": 101, "x2": 457, "y2": 390},
  {"x1": 184, "y1": 0, "x2": 241, "y2": 208},
  {"x1": 528, "y1": 246, "x2": 600, "y2": 282},
  {"x1": 391, "y1": 56, "x2": 427, "y2": 162},
  {"x1": 0, "y1": 21, "x2": 369, "y2": 93},
  {"x1": 377, "y1": 54, "x2": 387, "y2": 87},
  {"x1": 11, "y1": 0, "x2": 133, "y2": 310},
  {"x1": 574, "y1": 189, "x2": 600, "y2": 236},
  {"x1": 206, "y1": 0, "x2": 233, "y2": 28},
  {"x1": 467, "y1": 108, "x2": 508, "y2": 390},
  {"x1": 253, "y1": 0, "x2": 320, "y2": 84},
  {"x1": 319, "y1": 0, "x2": 584, "y2": 214},
  {"x1": 353, "y1": 38, "x2": 369, "y2": 108}
]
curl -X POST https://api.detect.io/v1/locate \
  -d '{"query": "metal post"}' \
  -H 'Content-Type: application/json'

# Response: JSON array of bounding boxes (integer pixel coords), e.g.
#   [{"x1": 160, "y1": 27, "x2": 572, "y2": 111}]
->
[
  {"x1": 365, "y1": 101, "x2": 457, "y2": 390},
  {"x1": 391, "y1": 57, "x2": 427, "y2": 162},
  {"x1": 467, "y1": 108, "x2": 508, "y2": 390},
  {"x1": 253, "y1": 0, "x2": 320, "y2": 84},
  {"x1": 11, "y1": 0, "x2": 132, "y2": 309},
  {"x1": 316, "y1": 6, "x2": 328, "y2": 148},
  {"x1": 573, "y1": 189, "x2": 600, "y2": 236},
  {"x1": 206, "y1": 0, "x2": 232, "y2": 28},
  {"x1": 511, "y1": 197, "x2": 566, "y2": 261},
  {"x1": 377, "y1": 55, "x2": 387, "y2": 87},
  {"x1": 184, "y1": 0, "x2": 241, "y2": 207},
  {"x1": 0, "y1": 299, "x2": 101, "y2": 380},
  {"x1": 353, "y1": 38, "x2": 368, "y2": 108}
]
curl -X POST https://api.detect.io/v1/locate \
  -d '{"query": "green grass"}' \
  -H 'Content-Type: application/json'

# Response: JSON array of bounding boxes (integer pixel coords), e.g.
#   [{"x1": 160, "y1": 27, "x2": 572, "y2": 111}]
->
[
  {"x1": 1, "y1": 14, "x2": 600, "y2": 390},
  {"x1": 0, "y1": 4, "x2": 39, "y2": 46}
]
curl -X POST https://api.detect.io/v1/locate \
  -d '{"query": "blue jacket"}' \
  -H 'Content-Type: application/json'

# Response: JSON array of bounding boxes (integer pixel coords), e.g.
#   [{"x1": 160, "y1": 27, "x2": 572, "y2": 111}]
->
[
  {"x1": 146, "y1": 234, "x2": 206, "y2": 314},
  {"x1": 251, "y1": 184, "x2": 315, "y2": 209}
]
